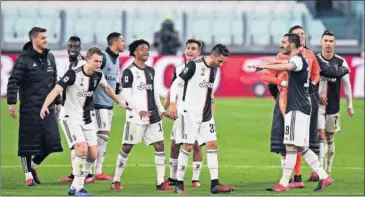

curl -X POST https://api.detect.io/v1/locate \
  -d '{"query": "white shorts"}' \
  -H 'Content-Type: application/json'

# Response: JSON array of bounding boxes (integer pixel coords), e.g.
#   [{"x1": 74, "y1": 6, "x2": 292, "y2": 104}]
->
[
  {"x1": 60, "y1": 118, "x2": 98, "y2": 149},
  {"x1": 284, "y1": 110, "x2": 310, "y2": 147},
  {"x1": 170, "y1": 116, "x2": 182, "y2": 142},
  {"x1": 122, "y1": 121, "x2": 164, "y2": 146},
  {"x1": 317, "y1": 113, "x2": 341, "y2": 133},
  {"x1": 94, "y1": 109, "x2": 113, "y2": 131},
  {"x1": 176, "y1": 113, "x2": 216, "y2": 146}
]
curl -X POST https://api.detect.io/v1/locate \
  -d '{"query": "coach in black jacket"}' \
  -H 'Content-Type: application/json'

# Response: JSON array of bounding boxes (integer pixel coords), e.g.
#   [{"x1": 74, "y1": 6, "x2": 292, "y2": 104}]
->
[{"x1": 7, "y1": 27, "x2": 63, "y2": 186}]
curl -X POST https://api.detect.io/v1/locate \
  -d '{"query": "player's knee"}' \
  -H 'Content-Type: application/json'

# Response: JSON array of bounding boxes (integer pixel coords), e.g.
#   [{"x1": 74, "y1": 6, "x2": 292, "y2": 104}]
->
[
  {"x1": 318, "y1": 129, "x2": 326, "y2": 140},
  {"x1": 153, "y1": 141, "x2": 165, "y2": 152},
  {"x1": 87, "y1": 145, "x2": 97, "y2": 160},
  {"x1": 74, "y1": 142, "x2": 88, "y2": 156},
  {"x1": 122, "y1": 144, "x2": 133, "y2": 154},
  {"x1": 285, "y1": 144, "x2": 297, "y2": 152},
  {"x1": 205, "y1": 141, "x2": 217, "y2": 150},
  {"x1": 326, "y1": 133, "x2": 335, "y2": 141},
  {"x1": 296, "y1": 146, "x2": 307, "y2": 153},
  {"x1": 193, "y1": 142, "x2": 202, "y2": 154},
  {"x1": 182, "y1": 143, "x2": 194, "y2": 152}
]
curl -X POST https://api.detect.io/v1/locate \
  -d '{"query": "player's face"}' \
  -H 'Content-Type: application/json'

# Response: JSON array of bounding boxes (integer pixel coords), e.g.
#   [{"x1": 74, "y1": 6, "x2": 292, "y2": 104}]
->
[
  {"x1": 212, "y1": 54, "x2": 227, "y2": 68},
  {"x1": 134, "y1": 44, "x2": 149, "y2": 62},
  {"x1": 67, "y1": 40, "x2": 81, "y2": 58},
  {"x1": 87, "y1": 54, "x2": 103, "y2": 72},
  {"x1": 280, "y1": 36, "x2": 291, "y2": 55},
  {"x1": 321, "y1": 35, "x2": 335, "y2": 53},
  {"x1": 33, "y1": 32, "x2": 47, "y2": 50},
  {"x1": 114, "y1": 35, "x2": 126, "y2": 52},
  {"x1": 184, "y1": 42, "x2": 200, "y2": 61},
  {"x1": 292, "y1": 28, "x2": 306, "y2": 47}
]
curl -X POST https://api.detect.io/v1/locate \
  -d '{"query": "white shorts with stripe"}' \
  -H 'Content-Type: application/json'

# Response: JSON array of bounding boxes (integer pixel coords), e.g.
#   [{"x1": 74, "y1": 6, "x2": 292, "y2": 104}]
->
[
  {"x1": 317, "y1": 112, "x2": 341, "y2": 133},
  {"x1": 60, "y1": 116, "x2": 98, "y2": 149},
  {"x1": 284, "y1": 110, "x2": 310, "y2": 147},
  {"x1": 94, "y1": 109, "x2": 113, "y2": 131},
  {"x1": 122, "y1": 121, "x2": 164, "y2": 146},
  {"x1": 175, "y1": 112, "x2": 216, "y2": 146}
]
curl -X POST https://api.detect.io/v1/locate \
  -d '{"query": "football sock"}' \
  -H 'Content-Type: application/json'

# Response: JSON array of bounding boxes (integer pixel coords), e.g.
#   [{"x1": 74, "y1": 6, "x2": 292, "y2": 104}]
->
[
  {"x1": 207, "y1": 149, "x2": 218, "y2": 180},
  {"x1": 169, "y1": 158, "x2": 178, "y2": 180},
  {"x1": 21, "y1": 156, "x2": 33, "y2": 181},
  {"x1": 326, "y1": 139, "x2": 335, "y2": 173},
  {"x1": 280, "y1": 155, "x2": 286, "y2": 169},
  {"x1": 319, "y1": 140, "x2": 327, "y2": 168},
  {"x1": 95, "y1": 134, "x2": 109, "y2": 175},
  {"x1": 113, "y1": 150, "x2": 128, "y2": 182},
  {"x1": 177, "y1": 149, "x2": 190, "y2": 181},
  {"x1": 85, "y1": 159, "x2": 94, "y2": 178},
  {"x1": 301, "y1": 148, "x2": 328, "y2": 180},
  {"x1": 293, "y1": 153, "x2": 302, "y2": 175},
  {"x1": 192, "y1": 161, "x2": 202, "y2": 181},
  {"x1": 155, "y1": 151, "x2": 166, "y2": 185},
  {"x1": 279, "y1": 151, "x2": 296, "y2": 187},
  {"x1": 72, "y1": 156, "x2": 86, "y2": 191}
]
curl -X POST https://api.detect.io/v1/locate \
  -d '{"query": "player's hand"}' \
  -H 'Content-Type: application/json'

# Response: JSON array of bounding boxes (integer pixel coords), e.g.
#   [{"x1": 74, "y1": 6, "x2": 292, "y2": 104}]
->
[
  {"x1": 8, "y1": 104, "x2": 17, "y2": 119},
  {"x1": 348, "y1": 108, "x2": 355, "y2": 117},
  {"x1": 319, "y1": 93, "x2": 328, "y2": 105},
  {"x1": 139, "y1": 111, "x2": 151, "y2": 118},
  {"x1": 247, "y1": 64, "x2": 265, "y2": 72},
  {"x1": 119, "y1": 103, "x2": 131, "y2": 111},
  {"x1": 56, "y1": 104, "x2": 62, "y2": 115},
  {"x1": 169, "y1": 102, "x2": 178, "y2": 120},
  {"x1": 160, "y1": 112, "x2": 173, "y2": 120},
  {"x1": 40, "y1": 106, "x2": 50, "y2": 119}
]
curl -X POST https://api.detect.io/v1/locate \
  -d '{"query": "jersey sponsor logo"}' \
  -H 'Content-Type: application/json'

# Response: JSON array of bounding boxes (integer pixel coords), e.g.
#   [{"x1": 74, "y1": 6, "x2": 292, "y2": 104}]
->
[
  {"x1": 199, "y1": 80, "x2": 214, "y2": 89},
  {"x1": 105, "y1": 75, "x2": 116, "y2": 81},
  {"x1": 77, "y1": 89, "x2": 94, "y2": 97},
  {"x1": 183, "y1": 67, "x2": 189, "y2": 73},
  {"x1": 124, "y1": 76, "x2": 129, "y2": 83},
  {"x1": 178, "y1": 82, "x2": 184, "y2": 87},
  {"x1": 327, "y1": 78, "x2": 337, "y2": 83},
  {"x1": 137, "y1": 82, "x2": 153, "y2": 90},
  {"x1": 63, "y1": 76, "x2": 70, "y2": 83}
]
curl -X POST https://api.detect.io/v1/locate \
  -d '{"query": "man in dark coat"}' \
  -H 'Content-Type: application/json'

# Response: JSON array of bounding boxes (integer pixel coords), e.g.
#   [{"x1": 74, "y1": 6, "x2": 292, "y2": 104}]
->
[{"x1": 7, "y1": 27, "x2": 63, "y2": 186}]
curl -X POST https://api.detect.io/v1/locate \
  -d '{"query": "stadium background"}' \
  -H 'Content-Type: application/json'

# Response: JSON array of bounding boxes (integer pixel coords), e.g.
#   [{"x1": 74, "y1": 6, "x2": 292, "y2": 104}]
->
[{"x1": 1, "y1": 1, "x2": 364, "y2": 196}]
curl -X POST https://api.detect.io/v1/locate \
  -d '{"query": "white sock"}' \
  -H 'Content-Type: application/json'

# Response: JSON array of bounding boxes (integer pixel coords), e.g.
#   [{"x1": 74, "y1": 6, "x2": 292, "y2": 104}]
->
[
  {"x1": 113, "y1": 150, "x2": 129, "y2": 182},
  {"x1": 327, "y1": 139, "x2": 335, "y2": 173},
  {"x1": 21, "y1": 157, "x2": 33, "y2": 181},
  {"x1": 71, "y1": 156, "x2": 86, "y2": 191},
  {"x1": 85, "y1": 159, "x2": 94, "y2": 177},
  {"x1": 155, "y1": 151, "x2": 166, "y2": 185},
  {"x1": 280, "y1": 155, "x2": 285, "y2": 169},
  {"x1": 177, "y1": 149, "x2": 190, "y2": 181},
  {"x1": 169, "y1": 158, "x2": 178, "y2": 180},
  {"x1": 207, "y1": 149, "x2": 218, "y2": 180},
  {"x1": 95, "y1": 134, "x2": 109, "y2": 175},
  {"x1": 301, "y1": 148, "x2": 328, "y2": 180},
  {"x1": 192, "y1": 161, "x2": 202, "y2": 181},
  {"x1": 319, "y1": 140, "x2": 327, "y2": 168},
  {"x1": 279, "y1": 151, "x2": 296, "y2": 187}
]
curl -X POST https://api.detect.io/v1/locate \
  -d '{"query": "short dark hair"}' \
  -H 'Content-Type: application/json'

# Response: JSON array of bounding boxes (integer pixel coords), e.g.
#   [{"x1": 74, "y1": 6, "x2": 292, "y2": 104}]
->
[
  {"x1": 322, "y1": 30, "x2": 335, "y2": 38},
  {"x1": 86, "y1": 47, "x2": 103, "y2": 59},
  {"x1": 284, "y1": 33, "x2": 301, "y2": 48},
  {"x1": 68, "y1": 36, "x2": 81, "y2": 43},
  {"x1": 185, "y1": 39, "x2": 202, "y2": 49},
  {"x1": 107, "y1": 32, "x2": 122, "y2": 46},
  {"x1": 28, "y1": 27, "x2": 46, "y2": 40},
  {"x1": 128, "y1": 39, "x2": 150, "y2": 57},
  {"x1": 288, "y1": 25, "x2": 303, "y2": 33},
  {"x1": 211, "y1": 44, "x2": 230, "y2": 57}
]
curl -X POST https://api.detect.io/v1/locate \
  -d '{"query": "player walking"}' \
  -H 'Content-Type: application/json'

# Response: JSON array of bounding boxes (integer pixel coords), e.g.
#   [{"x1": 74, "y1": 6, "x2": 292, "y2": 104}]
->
[
  {"x1": 110, "y1": 39, "x2": 172, "y2": 191},
  {"x1": 169, "y1": 44, "x2": 234, "y2": 194},
  {"x1": 40, "y1": 47, "x2": 125, "y2": 196},
  {"x1": 251, "y1": 33, "x2": 333, "y2": 192},
  {"x1": 316, "y1": 30, "x2": 354, "y2": 174},
  {"x1": 93, "y1": 32, "x2": 126, "y2": 181}
]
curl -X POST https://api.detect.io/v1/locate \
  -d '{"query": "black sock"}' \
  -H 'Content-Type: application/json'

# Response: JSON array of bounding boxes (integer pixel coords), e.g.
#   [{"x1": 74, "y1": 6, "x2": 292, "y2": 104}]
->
[
  {"x1": 211, "y1": 179, "x2": 219, "y2": 188},
  {"x1": 21, "y1": 156, "x2": 32, "y2": 173},
  {"x1": 32, "y1": 152, "x2": 50, "y2": 165}
]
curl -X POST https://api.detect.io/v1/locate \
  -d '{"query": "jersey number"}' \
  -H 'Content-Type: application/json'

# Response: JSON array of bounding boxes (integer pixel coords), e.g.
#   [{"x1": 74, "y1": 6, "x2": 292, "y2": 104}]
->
[
  {"x1": 334, "y1": 115, "x2": 338, "y2": 125},
  {"x1": 209, "y1": 124, "x2": 215, "y2": 133},
  {"x1": 304, "y1": 66, "x2": 311, "y2": 88},
  {"x1": 285, "y1": 126, "x2": 290, "y2": 135},
  {"x1": 158, "y1": 122, "x2": 162, "y2": 132}
]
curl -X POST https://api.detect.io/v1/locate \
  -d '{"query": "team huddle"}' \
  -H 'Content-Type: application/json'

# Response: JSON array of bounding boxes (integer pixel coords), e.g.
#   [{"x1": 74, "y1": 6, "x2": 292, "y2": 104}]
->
[{"x1": 6, "y1": 25, "x2": 354, "y2": 196}]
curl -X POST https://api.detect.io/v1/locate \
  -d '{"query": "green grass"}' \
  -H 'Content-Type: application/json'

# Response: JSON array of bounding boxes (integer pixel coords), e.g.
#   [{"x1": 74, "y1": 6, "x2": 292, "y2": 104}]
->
[{"x1": 1, "y1": 98, "x2": 364, "y2": 196}]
